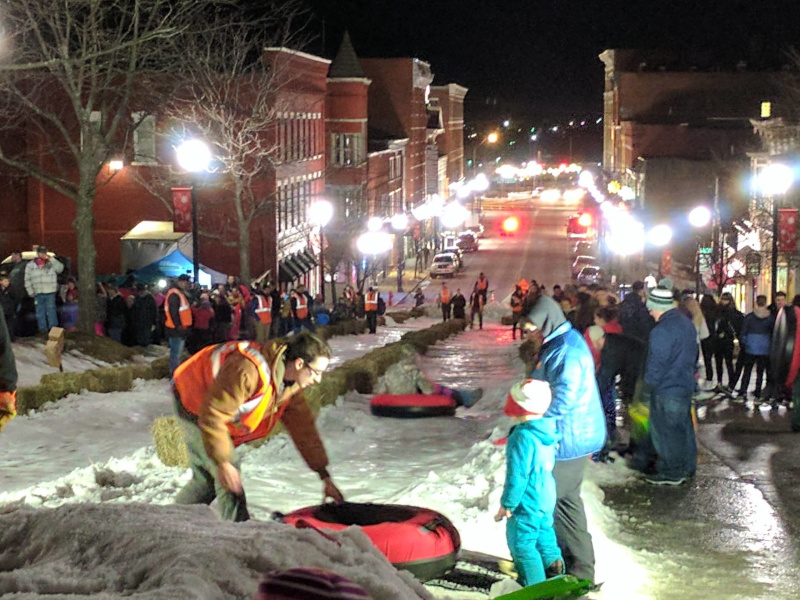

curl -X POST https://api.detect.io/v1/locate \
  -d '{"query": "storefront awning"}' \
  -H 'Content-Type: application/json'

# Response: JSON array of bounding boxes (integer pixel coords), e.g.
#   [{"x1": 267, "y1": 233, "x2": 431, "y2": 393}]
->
[
  {"x1": 294, "y1": 248, "x2": 318, "y2": 272},
  {"x1": 278, "y1": 257, "x2": 304, "y2": 283}
]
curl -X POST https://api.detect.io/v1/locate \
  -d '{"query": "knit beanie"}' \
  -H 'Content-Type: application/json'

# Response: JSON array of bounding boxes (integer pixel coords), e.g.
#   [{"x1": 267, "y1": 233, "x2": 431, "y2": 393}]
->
[
  {"x1": 504, "y1": 379, "x2": 552, "y2": 418},
  {"x1": 254, "y1": 568, "x2": 372, "y2": 600},
  {"x1": 646, "y1": 286, "x2": 676, "y2": 312}
]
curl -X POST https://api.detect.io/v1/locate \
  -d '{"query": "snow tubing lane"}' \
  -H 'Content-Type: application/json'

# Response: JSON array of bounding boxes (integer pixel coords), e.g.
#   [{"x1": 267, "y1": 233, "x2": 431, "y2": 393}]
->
[
  {"x1": 280, "y1": 502, "x2": 461, "y2": 581},
  {"x1": 370, "y1": 394, "x2": 457, "y2": 418}
]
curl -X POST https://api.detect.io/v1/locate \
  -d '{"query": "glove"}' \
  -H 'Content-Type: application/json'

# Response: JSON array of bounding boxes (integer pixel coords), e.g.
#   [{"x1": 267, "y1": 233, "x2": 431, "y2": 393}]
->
[{"x1": 0, "y1": 391, "x2": 17, "y2": 432}]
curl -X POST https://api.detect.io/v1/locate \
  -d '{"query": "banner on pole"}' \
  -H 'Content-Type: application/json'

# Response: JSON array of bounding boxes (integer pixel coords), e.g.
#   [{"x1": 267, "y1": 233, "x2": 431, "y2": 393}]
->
[
  {"x1": 660, "y1": 250, "x2": 672, "y2": 275},
  {"x1": 172, "y1": 187, "x2": 192, "y2": 233},
  {"x1": 778, "y1": 208, "x2": 798, "y2": 253}
]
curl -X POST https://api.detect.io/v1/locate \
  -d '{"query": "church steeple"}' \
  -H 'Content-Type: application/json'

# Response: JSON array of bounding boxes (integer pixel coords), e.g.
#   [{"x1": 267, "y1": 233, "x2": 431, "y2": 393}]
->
[{"x1": 328, "y1": 31, "x2": 364, "y2": 78}]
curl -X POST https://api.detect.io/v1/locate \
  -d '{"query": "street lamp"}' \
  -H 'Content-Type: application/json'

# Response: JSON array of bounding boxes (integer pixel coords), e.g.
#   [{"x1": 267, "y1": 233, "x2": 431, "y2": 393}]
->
[
  {"x1": 471, "y1": 131, "x2": 499, "y2": 173},
  {"x1": 356, "y1": 231, "x2": 393, "y2": 289},
  {"x1": 309, "y1": 199, "x2": 334, "y2": 302},
  {"x1": 760, "y1": 163, "x2": 795, "y2": 303},
  {"x1": 176, "y1": 139, "x2": 212, "y2": 283},
  {"x1": 689, "y1": 205, "x2": 712, "y2": 294}
]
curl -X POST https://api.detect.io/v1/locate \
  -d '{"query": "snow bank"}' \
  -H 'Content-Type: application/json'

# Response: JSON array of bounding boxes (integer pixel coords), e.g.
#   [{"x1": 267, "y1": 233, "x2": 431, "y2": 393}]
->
[{"x1": 0, "y1": 503, "x2": 432, "y2": 599}]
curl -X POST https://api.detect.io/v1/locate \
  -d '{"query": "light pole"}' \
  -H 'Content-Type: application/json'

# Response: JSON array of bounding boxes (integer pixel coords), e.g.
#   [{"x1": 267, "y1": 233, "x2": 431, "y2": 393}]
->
[
  {"x1": 176, "y1": 139, "x2": 212, "y2": 284},
  {"x1": 471, "y1": 131, "x2": 499, "y2": 174},
  {"x1": 309, "y1": 199, "x2": 333, "y2": 302},
  {"x1": 760, "y1": 163, "x2": 794, "y2": 303},
  {"x1": 689, "y1": 205, "x2": 712, "y2": 295}
]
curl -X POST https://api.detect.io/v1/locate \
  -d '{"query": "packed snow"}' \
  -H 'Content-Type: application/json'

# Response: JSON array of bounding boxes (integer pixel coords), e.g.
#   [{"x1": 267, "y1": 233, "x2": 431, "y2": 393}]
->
[{"x1": 0, "y1": 320, "x2": 793, "y2": 599}]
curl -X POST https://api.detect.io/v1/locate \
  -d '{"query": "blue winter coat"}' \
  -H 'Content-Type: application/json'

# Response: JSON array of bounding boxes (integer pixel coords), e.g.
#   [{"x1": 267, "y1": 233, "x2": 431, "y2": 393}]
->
[
  {"x1": 530, "y1": 322, "x2": 607, "y2": 460},
  {"x1": 501, "y1": 418, "x2": 559, "y2": 518},
  {"x1": 740, "y1": 309, "x2": 774, "y2": 356},
  {"x1": 644, "y1": 308, "x2": 698, "y2": 398}
]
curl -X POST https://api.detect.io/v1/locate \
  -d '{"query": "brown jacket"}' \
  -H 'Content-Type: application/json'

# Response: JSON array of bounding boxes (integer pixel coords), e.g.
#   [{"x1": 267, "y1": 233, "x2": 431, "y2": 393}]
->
[{"x1": 196, "y1": 341, "x2": 328, "y2": 475}]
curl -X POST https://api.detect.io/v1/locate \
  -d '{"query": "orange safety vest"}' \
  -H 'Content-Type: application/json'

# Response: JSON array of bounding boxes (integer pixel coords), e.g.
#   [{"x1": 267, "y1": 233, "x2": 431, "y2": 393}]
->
[
  {"x1": 440, "y1": 288, "x2": 451, "y2": 303},
  {"x1": 165, "y1": 288, "x2": 193, "y2": 329},
  {"x1": 255, "y1": 294, "x2": 273, "y2": 324},
  {"x1": 476, "y1": 277, "x2": 488, "y2": 291},
  {"x1": 294, "y1": 292, "x2": 308, "y2": 319},
  {"x1": 511, "y1": 293, "x2": 523, "y2": 313},
  {"x1": 365, "y1": 291, "x2": 378, "y2": 312},
  {"x1": 174, "y1": 341, "x2": 282, "y2": 445}
]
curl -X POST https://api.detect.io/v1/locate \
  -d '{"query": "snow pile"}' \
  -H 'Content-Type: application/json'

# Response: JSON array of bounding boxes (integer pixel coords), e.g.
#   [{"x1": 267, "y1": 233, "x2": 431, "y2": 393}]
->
[{"x1": 0, "y1": 503, "x2": 432, "y2": 599}]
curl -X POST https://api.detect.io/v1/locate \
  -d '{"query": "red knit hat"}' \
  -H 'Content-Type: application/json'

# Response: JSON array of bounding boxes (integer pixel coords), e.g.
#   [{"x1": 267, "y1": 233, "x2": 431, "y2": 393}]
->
[
  {"x1": 255, "y1": 568, "x2": 372, "y2": 600},
  {"x1": 504, "y1": 379, "x2": 552, "y2": 418}
]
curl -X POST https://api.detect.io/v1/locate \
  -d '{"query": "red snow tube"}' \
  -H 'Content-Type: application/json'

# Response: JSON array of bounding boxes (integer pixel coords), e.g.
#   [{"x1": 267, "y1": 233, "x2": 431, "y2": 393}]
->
[
  {"x1": 278, "y1": 502, "x2": 461, "y2": 581},
  {"x1": 370, "y1": 394, "x2": 456, "y2": 418}
]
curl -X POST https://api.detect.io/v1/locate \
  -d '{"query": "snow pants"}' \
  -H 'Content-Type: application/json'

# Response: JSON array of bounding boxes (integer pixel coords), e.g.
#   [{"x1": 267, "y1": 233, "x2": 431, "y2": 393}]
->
[
  {"x1": 174, "y1": 418, "x2": 250, "y2": 522},
  {"x1": 553, "y1": 457, "x2": 595, "y2": 583},
  {"x1": 506, "y1": 511, "x2": 562, "y2": 586}
]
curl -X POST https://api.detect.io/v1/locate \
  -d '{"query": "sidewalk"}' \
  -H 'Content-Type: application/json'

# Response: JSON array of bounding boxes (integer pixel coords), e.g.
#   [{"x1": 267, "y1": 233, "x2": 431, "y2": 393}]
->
[{"x1": 373, "y1": 256, "x2": 431, "y2": 306}]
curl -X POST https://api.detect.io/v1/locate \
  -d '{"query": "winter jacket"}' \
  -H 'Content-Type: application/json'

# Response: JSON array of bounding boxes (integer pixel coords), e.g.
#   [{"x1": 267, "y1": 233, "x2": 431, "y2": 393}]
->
[
  {"x1": 451, "y1": 293, "x2": 466, "y2": 319},
  {"x1": 0, "y1": 311, "x2": 17, "y2": 393},
  {"x1": 0, "y1": 287, "x2": 16, "y2": 321},
  {"x1": 106, "y1": 295, "x2": 128, "y2": 331},
  {"x1": 24, "y1": 257, "x2": 64, "y2": 296},
  {"x1": 527, "y1": 296, "x2": 606, "y2": 460},
  {"x1": 618, "y1": 292, "x2": 655, "y2": 343},
  {"x1": 501, "y1": 418, "x2": 559, "y2": 519},
  {"x1": 644, "y1": 308, "x2": 698, "y2": 398},
  {"x1": 173, "y1": 340, "x2": 328, "y2": 474},
  {"x1": 596, "y1": 332, "x2": 646, "y2": 401},
  {"x1": 740, "y1": 307, "x2": 774, "y2": 356},
  {"x1": 713, "y1": 305, "x2": 744, "y2": 348}
]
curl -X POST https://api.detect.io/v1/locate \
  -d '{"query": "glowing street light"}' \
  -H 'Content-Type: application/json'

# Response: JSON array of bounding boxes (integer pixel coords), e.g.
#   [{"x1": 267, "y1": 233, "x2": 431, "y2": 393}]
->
[
  {"x1": 688, "y1": 206, "x2": 711, "y2": 228},
  {"x1": 357, "y1": 231, "x2": 393, "y2": 255},
  {"x1": 310, "y1": 199, "x2": 334, "y2": 301},
  {"x1": 440, "y1": 201, "x2": 469, "y2": 230},
  {"x1": 367, "y1": 216, "x2": 384, "y2": 232},
  {"x1": 648, "y1": 224, "x2": 673, "y2": 247},
  {"x1": 391, "y1": 213, "x2": 409, "y2": 231},
  {"x1": 176, "y1": 138, "x2": 212, "y2": 283},
  {"x1": 487, "y1": 131, "x2": 499, "y2": 144}
]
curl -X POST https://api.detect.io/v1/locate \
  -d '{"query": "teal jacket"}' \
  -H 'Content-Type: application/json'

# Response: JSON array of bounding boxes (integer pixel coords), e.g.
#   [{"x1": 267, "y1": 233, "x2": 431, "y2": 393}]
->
[{"x1": 501, "y1": 418, "x2": 559, "y2": 518}]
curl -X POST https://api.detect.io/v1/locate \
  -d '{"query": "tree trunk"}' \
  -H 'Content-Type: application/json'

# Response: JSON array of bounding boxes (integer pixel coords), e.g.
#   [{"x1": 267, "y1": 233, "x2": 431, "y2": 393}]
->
[
  {"x1": 328, "y1": 270, "x2": 337, "y2": 305},
  {"x1": 234, "y1": 178, "x2": 251, "y2": 285},
  {"x1": 75, "y1": 179, "x2": 98, "y2": 334}
]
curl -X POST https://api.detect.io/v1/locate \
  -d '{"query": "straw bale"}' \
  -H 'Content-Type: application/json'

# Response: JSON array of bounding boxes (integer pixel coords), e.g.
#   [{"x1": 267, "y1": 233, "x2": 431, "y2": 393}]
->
[{"x1": 151, "y1": 416, "x2": 189, "y2": 468}]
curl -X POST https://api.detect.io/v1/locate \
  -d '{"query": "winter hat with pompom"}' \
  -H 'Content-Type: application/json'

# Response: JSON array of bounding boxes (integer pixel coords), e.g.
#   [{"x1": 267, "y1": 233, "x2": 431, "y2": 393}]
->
[
  {"x1": 254, "y1": 568, "x2": 372, "y2": 600},
  {"x1": 504, "y1": 379, "x2": 552, "y2": 418}
]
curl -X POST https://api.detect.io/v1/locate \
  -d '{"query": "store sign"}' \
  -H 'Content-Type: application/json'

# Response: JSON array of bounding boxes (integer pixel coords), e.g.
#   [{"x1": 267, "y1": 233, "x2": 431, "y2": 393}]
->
[
  {"x1": 698, "y1": 247, "x2": 713, "y2": 272},
  {"x1": 745, "y1": 252, "x2": 762, "y2": 276}
]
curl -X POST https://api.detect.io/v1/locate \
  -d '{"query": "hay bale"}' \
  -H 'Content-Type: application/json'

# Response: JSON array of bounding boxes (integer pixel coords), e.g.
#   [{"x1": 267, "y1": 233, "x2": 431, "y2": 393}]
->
[
  {"x1": 63, "y1": 331, "x2": 137, "y2": 364},
  {"x1": 151, "y1": 416, "x2": 189, "y2": 468},
  {"x1": 92, "y1": 367, "x2": 134, "y2": 393},
  {"x1": 15, "y1": 386, "x2": 60, "y2": 415},
  {"x1": 149, "y1": 358, "x2": 171, "y2": 380}
]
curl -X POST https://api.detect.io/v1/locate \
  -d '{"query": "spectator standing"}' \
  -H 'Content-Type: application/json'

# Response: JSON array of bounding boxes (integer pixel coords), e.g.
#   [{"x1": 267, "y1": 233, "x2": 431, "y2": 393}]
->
[
  {"x1": 640, "y1": 287, "x2": 698, "y2": 486},
  {"x1": 712, "y1": 292, "x2": 743, "y2": 391},
  {"x1": 188, "y1": 294, "x2": 215, "y2": 353},
  {"x1": 95, "y1": 283, "x2": 108, "y2": 336},
  {"x1": 23, "y1": 245, "x2": 64, "y2": 334},
  {"x1": 132, "y1": 284, "x2": 158, "y2": 348},
  {"x1": 737, "y1": 295, "x2": 774, "y2": 401},
  {"x1": 510, "y1": 285, "x2": 525, "y2": 340},
  {"x1": 618, "y1": 281, "x2": 655, "y2": 344},
  {"x1": 524, "y1": 295, "x2": 606, "y2": 583},
  {"x1": 469, "y1": 287, "x2": 484, "y2": 330},
  {"x1": 0, "y1": 308, "x2": 18, "y2": 432},
  {"x1": 451, "y1": 288, "x2": 467, "y2": 320},
  {"x1": 252, "y1": 288, "x2": 274, "y2": 344},
  {"x1": 164, "y1": 274, "x2": 193, "y2": 375},
  {"x1": 105, "y1": 284, "x2": 127, "y2": 343},
  {"x1": 0, "y1": 272, "x2": 17, "y2": 340},
  {"x1": 414, "y1": 288, "x2": 425, "y2": 308},
  {"x1": 212, "y1": 290, "x2": 233, "y2": 343}
]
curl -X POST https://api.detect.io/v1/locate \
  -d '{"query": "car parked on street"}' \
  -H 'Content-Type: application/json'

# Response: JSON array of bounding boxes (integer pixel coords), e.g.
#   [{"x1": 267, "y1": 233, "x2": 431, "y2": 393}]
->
[
  {"x1": 576, "y1": 265, "x2": 604, "y2": 285},
  {"x1": 429, "y1": 253, "x2": 456, "y2": 278},
  {"x1": 571, "y1": 254, "x2": 597, "y2": 277},
  {"x1": 438, "y1": 248, "x2": 463, "y2": 269},
  {"x1": 456, "y1": 232, "x2": 479, "y2": 253}
]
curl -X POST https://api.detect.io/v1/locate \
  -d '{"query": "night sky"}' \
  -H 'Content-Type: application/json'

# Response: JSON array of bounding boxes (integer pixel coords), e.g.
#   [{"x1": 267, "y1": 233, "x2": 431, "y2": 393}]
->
[{"x1": 303, "y1": 0, "x2": 800, "y2": 121}]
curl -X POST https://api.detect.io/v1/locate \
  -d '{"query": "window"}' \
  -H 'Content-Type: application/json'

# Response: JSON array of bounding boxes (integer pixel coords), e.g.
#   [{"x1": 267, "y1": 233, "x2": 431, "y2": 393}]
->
[
  {"x1": 331, "y1": 133, "x2": 363, "y2": 167},
  {"x1": 132, "y1": 112, "x2": 157, "y2": 164}
]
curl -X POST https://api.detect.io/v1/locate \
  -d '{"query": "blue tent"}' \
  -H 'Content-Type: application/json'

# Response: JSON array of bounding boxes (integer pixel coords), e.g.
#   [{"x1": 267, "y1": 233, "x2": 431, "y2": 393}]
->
[{"x1": 127, "y1": 249, "x2": 225, "y2": 286}]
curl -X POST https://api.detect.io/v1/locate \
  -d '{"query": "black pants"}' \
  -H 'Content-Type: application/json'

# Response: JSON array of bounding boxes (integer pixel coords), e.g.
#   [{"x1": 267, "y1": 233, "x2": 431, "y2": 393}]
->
[
  {"x1": 470, "y1": 308, "x2": 483, "y2": 329},
  {"x1": 738, "y1": 353, "x2": 770, "y2": 396},
  {"x1": 553, "y1": 456, "x2": 595, "y2": 583},
  {"x1": 714, "y1": 343, "x2": 735, "y2": 387},
  {"x1": 441, "y1": 302, "x2": 451, "y2": 321},
  {"x1": 366, "y1": 311, "x2": 378, "y2": 333},
  {"x1": 701, "y1": 338, "x2": 715, "y2": 381}
]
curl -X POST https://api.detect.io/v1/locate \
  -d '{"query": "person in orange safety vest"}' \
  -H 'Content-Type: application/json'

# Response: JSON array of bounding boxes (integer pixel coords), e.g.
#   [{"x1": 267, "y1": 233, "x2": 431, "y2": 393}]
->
[
  {"x1": 173, "y1": 330, "x2": 344, "y2": 521},
  {"x1": 253, "y1": 288, "x2": 273, "y2": 343},
  {"x1": 291, "y1": 285, "x2": 315, "y2": 333},
  {"x1": 165, "y1": 274, "x2": 193, "y2": 376},
  {"x1": 475, "y1": 272, "x2": 489, "y2": 304},
  {"x1": 0, "y1": 309, "x2": 18, "y2": 432},
  {"x1": 364, "y1": 287, "x2": 379, "y2": 334},
  {"x1": 438, "y1": 282, "x2": 452, "y2": 321}
]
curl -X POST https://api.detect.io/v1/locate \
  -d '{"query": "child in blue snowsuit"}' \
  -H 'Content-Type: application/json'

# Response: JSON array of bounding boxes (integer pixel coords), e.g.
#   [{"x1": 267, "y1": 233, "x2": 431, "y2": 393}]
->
[{"x1": 496, "y1": 379, "x2": 563, "y2": 586}]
